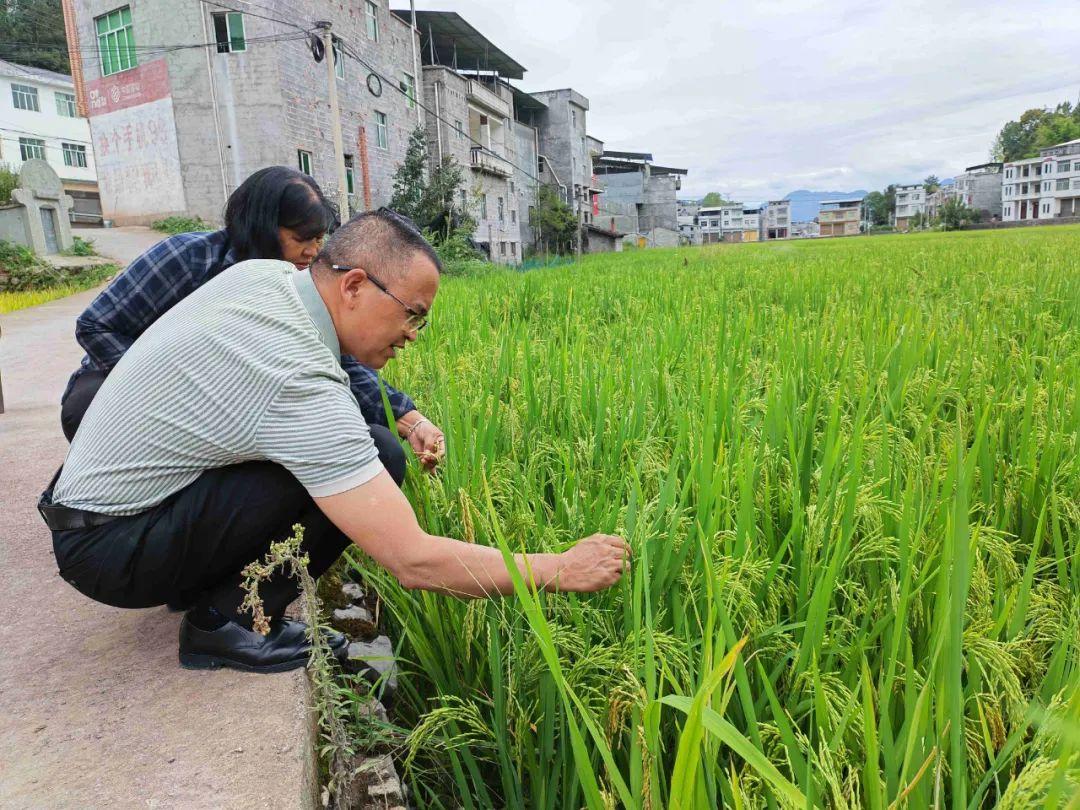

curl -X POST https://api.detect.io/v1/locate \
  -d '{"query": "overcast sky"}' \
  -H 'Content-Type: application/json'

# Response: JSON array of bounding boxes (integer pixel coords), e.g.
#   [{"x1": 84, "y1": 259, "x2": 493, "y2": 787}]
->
[{"x1": 412, "y1": 0, "x2": 1080, "y2": 203}]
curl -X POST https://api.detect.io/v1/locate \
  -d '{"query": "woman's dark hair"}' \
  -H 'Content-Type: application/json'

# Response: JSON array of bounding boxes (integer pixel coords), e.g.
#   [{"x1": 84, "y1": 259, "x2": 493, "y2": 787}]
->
[{"x1": 224, "y1": 166, "x2": 340, "y2": 261}]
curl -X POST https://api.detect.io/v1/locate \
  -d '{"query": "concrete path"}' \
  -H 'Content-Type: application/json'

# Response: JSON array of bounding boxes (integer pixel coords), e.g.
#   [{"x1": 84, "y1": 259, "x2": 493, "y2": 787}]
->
[
  {"x1": 72, "y1": 225, "x2": 166, "y2": 267},
  {"x1": 0, "y1": 229, "x2": 317, "y2": 807}
]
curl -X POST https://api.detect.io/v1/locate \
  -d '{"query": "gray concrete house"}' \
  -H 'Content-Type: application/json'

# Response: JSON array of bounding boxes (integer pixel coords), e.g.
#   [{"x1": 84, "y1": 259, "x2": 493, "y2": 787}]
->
[
  {"x1": 953, "y1": 162, "x2": 1003, "y2": 220},
  {"x1": 64, "y1": 0, "x2": 423, "y2": 225},
  {"x1": 397, "y1": 10, "x2": 526, "y2": 264},
  {"x1": 592, "y1": 150, "x2": 686, "y2": 247}
]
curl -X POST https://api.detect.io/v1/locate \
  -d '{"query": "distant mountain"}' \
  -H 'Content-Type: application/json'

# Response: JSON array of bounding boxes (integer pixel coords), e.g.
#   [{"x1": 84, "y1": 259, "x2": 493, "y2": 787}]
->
[{"x1": 784, "y1": 190, "x2": 869, "y2": 223}]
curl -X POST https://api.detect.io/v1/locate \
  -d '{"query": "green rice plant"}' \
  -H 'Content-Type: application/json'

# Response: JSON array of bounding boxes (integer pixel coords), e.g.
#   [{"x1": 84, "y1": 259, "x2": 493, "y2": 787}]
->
[{"x1": 342, "y1": 225, "x2": 1080, "y2": 808}]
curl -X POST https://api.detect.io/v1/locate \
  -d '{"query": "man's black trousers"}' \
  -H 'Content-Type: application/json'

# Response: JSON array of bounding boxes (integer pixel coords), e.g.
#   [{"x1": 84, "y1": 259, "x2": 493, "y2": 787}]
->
[
  {"x1": 50, "y1": 455, "x2": 402, "y2": 625},
  {"x1": 52, "y1": 367, "x2": 407, "y2": 624}
]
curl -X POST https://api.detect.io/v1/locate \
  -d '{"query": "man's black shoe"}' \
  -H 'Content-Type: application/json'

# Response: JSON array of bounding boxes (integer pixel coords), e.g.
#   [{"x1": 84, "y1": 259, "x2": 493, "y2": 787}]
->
[
  {"x1": 275, "y1": 617, "x2": 348, "y2": 652},
  {"x1": 178, "y1": 613, "x2": 344, "y2": 674}
]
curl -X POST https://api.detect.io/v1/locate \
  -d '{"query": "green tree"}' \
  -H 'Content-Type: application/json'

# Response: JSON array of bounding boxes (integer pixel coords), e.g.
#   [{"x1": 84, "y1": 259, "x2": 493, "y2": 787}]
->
[
  {"x1": 700, "y1": 192, "x2": 731, "y2": 206},
  {"x1": 992, "y1": 102, "x2": 1080, "y2": 161},
  {"x1": 0, "y1": 0, "x2": 70, "y2": 74},
  {"x1": 389, "y1": 127, "x2": 428, "y2": 223},
  {"x1": 863, "y1": 191, "x2": 890, "y2": 226},
  {"x1": 535, "y1": 185, "x2": 578, "y2": 255},
  {"x1": 389, "y1": 125, "x2": 472, "y2": 242},
  {"x1": 923, "y1": 175, "x2": 940, "y2": 194},
  {"x1": 937, "y1": 197, "x2": 980, "y2": 231}
]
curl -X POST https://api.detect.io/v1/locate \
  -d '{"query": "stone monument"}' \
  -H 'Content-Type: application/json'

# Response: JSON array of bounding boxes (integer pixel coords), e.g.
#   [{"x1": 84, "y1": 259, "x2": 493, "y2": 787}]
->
[{"x1": 0, "y1": 159, "x2": 75, "y2": 255}]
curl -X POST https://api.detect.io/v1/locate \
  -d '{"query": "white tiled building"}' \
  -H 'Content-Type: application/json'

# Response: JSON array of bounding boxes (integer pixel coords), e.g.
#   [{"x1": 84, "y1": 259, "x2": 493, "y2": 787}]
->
[
  {"x1": 894, "y1": 184, "x2": 926, "y2": 230},
  {"x1": 697, "y1": 203, "x2": 743, "y2": 243},
  {"x1": 1002, "y1": 139, "x2": 1080, "y2": 222},
  {"x1": 0, "y1": 59, "x2": 100, "y2": 223},
  {"x1": 762, "y1": 199, "x2": 790, "y2": 239}
]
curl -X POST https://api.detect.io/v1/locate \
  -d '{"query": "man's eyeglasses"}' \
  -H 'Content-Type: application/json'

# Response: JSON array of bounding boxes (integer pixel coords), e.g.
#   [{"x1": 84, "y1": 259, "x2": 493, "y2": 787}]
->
[{"x1": 330, "y1": 265, "x2": 428, "y2": 332}]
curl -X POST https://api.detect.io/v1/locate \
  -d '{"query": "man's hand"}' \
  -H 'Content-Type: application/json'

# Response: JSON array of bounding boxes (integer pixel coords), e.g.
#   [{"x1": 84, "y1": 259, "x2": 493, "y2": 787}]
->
[
  {"x1": 549, "y1": 534, "x2": 631, "y2": 592},
  {"x1": 396, "y1": 410, "x2": 445, "y2": 472}
]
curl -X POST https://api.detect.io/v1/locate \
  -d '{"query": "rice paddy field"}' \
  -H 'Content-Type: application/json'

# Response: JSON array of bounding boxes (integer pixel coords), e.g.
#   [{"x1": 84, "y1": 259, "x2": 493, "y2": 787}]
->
[{"x1": 348, "y1": 226, "x2": 1080, "y2": 808}]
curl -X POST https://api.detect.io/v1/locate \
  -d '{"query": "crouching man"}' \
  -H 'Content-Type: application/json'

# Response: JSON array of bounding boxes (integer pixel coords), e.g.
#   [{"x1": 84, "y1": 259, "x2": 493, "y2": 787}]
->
[{"x1": 38, "y1": 209, "x2": 629, "y2": 674}]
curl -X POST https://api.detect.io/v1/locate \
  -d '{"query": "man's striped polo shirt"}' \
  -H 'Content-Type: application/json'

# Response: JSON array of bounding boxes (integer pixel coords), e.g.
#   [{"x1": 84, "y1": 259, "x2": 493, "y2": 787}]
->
[{"x1": 52, "y1": 260, "x2": 384, "y2": 515}]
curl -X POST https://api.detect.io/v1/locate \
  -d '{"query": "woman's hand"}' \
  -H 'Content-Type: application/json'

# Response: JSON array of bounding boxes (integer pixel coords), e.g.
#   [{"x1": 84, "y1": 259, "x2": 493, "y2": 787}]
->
[{"x1": 397, "y1": 411, "x2": 445, "y2": 472}]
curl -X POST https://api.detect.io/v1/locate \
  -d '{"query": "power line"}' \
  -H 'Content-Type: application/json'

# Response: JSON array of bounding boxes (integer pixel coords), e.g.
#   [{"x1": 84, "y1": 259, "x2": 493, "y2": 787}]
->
[{"x1": 0, "y1": 120, "x2": 93, "y2": 146}]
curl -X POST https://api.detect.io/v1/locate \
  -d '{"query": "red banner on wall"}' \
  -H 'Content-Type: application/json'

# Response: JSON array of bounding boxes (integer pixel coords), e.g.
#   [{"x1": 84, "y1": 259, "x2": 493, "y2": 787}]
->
[{"x1": 85, "y1": 58, "x2": 172, "y2": 117}]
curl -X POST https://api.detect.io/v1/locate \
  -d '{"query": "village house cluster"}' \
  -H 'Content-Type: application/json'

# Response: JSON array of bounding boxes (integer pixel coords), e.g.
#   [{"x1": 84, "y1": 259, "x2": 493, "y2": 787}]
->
[
  {"x1": 0, "y1": 2, "x2": 701, "y2": 264},
  {"x1": 3, "y1": 2, "x2": 1079, "y2": 256}
]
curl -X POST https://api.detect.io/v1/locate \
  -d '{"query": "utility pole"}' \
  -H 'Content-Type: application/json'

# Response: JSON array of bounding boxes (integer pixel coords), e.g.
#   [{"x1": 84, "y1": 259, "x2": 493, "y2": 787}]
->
[
  {"x1": 409, "y1": 1, "x2": 422, "y2": 126},
  {"x1": 317, "y1": 21, "x2": 350, "y2": 221}
]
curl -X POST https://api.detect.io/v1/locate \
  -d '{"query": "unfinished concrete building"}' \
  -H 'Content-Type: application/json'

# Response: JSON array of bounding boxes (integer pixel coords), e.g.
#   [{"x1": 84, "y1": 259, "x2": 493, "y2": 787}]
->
[
  {"x1": 64, "y1": 0, "x2": 423, "y2": 225},
  {"x1": 592, "y1": 150, "x2": 686, "y2": 247}
]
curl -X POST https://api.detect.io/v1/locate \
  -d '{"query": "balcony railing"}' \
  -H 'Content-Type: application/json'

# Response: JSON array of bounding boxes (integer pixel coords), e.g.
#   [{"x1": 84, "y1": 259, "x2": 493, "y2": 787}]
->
[
  {"x1": 470, "y1": 147, "x2": 512, "y2": 177},
  {"x1": 467, "y1": 80, "x2": 511, "y2": 117}
]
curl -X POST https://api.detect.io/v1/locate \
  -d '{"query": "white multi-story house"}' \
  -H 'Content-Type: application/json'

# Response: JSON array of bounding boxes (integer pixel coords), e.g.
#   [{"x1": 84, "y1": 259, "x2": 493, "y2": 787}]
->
[
  {"x1": 741, "y1": 207, "x2": 760, "y2": 242},
  {"x1": 762, "y1": 199, "x2": 790, "y2": 239},
  {"x1": 1002, "y1": 139, "x2": 1080, "y2": 222},
  {"x1": 894, "y1": 184, "x2": 926, "y2": 230},
  {"x1": 677, "y1": 214, "x2": 701, "y2": 245},
  {"x1": 0, "y1": 58, "x2": 100, "y2": 223},
  {"x1": 697, "y1": 203, "x2": 744, "y2": 243}
]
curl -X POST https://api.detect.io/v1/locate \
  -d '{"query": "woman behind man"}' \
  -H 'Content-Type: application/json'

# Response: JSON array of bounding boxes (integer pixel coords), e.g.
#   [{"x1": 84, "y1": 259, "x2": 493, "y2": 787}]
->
[{"x1": 60, "y1": 166, "x2": 444, "y2": 479}]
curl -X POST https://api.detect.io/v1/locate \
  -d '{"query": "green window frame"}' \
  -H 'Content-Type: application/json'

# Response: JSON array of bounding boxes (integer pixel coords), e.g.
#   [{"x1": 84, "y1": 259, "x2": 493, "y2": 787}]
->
[
  {"x1": 365, "y1": 1, "x2": 379, "y2": 41},
  {"x1": 213, "y1": 12, "x2": 246, "y2": 53},
  {"x1": 374, "y1": 111, "x2": 388, "y2": 149},
  {"x1": 333, "y1": 37, "x2": 344, "y2": 80},
  {"x1": 19, "y1": 137, "x2": 46, "y2": 161},
  {"x1": 96, "y1": 7, "x2": 137, "y2": 77},
  {"x1": 297, "y1": 149, "x2": 312, "y2": 175},
  {"x1": 55, "y1": 91, "x2": 77, "y2": 117},
  {"x1": 63, "y1": 142, "x2": 87, "y2": 168},
  {"x1": 344, "y1": 155, "x2": 355, "y2": 195},
  {"x1": 12, "y1": 83, "x2": 39, "y2": 112}
]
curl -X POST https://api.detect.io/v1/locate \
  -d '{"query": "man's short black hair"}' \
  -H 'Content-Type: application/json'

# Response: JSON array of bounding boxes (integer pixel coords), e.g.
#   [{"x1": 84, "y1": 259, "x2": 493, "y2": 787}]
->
[
  {"x1": 312, "y1": 207, "x2": 442, "y2": 281},
  {"x1": 224, "y1": 166, "x2": 339, "y2": 262}
]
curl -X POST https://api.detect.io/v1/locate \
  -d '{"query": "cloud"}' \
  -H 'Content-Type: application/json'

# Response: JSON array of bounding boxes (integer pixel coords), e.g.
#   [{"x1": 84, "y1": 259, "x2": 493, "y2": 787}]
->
[{"x1": 414, "y1": 0, "x2": 1080, "y2": 200}]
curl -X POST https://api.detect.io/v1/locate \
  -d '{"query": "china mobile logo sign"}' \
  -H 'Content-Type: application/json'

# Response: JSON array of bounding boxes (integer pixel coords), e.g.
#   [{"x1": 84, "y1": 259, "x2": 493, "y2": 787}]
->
[{"x1": 85, "y1": 59, "x2": 172, "y2": 117}]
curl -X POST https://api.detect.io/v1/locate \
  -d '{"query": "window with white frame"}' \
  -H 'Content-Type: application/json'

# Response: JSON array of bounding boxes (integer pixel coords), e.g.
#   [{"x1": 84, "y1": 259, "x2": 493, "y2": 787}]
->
[
  {"x1": 1057, "y1": 179, "x2": 1070, "y2": 191},
  {"x1": 374, "y1": 111, "x2": 388, "y2": 149},
  {"x1": 96, "y1": 6, "x2": 137, "y2": 76},
  {"x1": 1059, "y1": 161, "x2": 1071, "y2": 173},
  {"x1": 12, "y1": 83, "x2": 39, "y2": 111},
  {"x1": 365, "y1": 1, "x2": 379, "y2": 41},
  {"x1": 400, "y1": 73, "x2": 415, "y2": 108},
  {"x1": 212, "y1": 12, "x2": 245, "y2": 53},
  {"x1": 455, "y1": 119, "x2": 463, "y2": 139},
  {"x1": 55, "y1": 91, "x2": 77, "y2": 117},
  {"x1": 62, "y1": 142, "x2": 87, "y2": 167},
  {"x1": 333, "y1": 37, "x2": 344, "y2": 80},
  {"x1": 19, "y1": 137, "x2": 45, "y2": 160},
  {"x1": 1074, "y1": 178, "x2": 1080, "y2": 190},
  {"x1": 297, "y1": 149, "x2": 312, "y2": 175}
]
